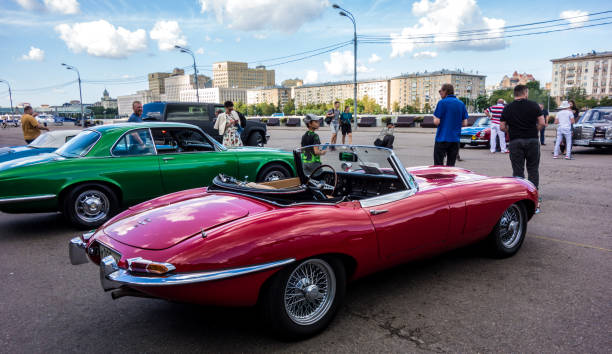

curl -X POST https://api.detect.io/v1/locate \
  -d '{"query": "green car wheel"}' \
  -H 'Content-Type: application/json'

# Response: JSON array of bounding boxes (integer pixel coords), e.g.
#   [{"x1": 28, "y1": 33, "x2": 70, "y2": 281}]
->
[{"x1": 63, "y1": 184, "x2": 119, "y2": 229}]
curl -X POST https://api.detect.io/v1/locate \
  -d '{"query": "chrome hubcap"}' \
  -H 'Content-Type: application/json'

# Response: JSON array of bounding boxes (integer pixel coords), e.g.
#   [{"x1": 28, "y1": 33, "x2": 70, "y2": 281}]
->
[
  {"x1": 75, "y1": 190, "x2": 109, "y2": 223},
  {"x1": 500, "y1": 204, "x2": 523, "y2": 248},
  {"x1": 284, "y1": 259, "x2": 336, "y2": 326},
  {"x1": 264, "y1": 171, "x2": 284, "y2": 181}
]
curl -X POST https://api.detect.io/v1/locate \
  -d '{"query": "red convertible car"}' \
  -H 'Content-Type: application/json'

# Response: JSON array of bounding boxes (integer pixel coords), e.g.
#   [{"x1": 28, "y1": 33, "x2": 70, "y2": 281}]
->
[{"x1": 69, "y1": 145, "x2": 538, "y2": 339}]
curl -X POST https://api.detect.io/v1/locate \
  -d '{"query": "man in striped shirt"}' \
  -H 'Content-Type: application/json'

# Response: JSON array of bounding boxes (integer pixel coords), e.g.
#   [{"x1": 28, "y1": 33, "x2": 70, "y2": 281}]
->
[{"x1": 485, "y1": 99, "x2": 508, "y2": 153}]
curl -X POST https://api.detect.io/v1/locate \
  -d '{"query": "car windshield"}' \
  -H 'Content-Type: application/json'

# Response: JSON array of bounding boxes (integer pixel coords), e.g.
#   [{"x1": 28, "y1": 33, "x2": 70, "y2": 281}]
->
[
  {"x1": 298, "y1": 145, "x2": 398, "y2": 177},
  {"x1": 28, "y1": 132, "x2": 53, "y2": 148},
  {"x1": 55, "y1": 130, "x2": 100, "y2": 157},
  {"x1": 472, "y1": 117, "x2": 490, "y2": 127},
  {"x1": 579, "y1": 108, "x2": 612, "y2": 123}
]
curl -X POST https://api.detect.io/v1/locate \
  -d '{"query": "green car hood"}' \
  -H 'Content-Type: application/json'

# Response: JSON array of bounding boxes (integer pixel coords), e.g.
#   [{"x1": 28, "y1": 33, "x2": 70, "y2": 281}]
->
[{"x1": 0, "y1": 153, "x2": 65, "y2": 172}]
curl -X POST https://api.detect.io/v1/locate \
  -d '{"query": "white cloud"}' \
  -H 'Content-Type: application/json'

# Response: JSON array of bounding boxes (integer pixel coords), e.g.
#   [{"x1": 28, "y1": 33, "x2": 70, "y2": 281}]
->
[
  {"x1": 21, "y1": 46, "x2": 45, "y2": 61},
  {"x1": 390, "y1": 0, "x2": 507, "y2": 58},
  {"x1": 195, "y1": 47, "x2": 204, "y2": 54},
  {"x1": 14, "y1": 0, "x2": 39, "y2": 10},
  {"x1": 198, "y1": 0, "x2": 328, "y2": 32},
  {"x1": 14, "y1": 0, "x2": 79, "y2": 13},
  {"x1": 235, "y1": 37, "x2": 241, "y2": 42},
  {"x1": 324, "y1": 51, "x2": 372, "y2": 76},
  {"x1": 368, "y1": 53, "x2": 382, "y2": 64},
  {"x1": 214, "y1": 37, "x2": 223, "y2": 42},
  {"x1": 150, "y1": 20, "x2": 187, "y2": 51},
  {"x1": 253, "y1": 33, "x2": 268, "y2": 40},
  {"x1": 304, "y1": 70, "x2": 318, "y2": 84},
  {"x1": 205, "y1": 35, "x2": 211, "y2": 41},
  {"x1": 560, "y1": 10, "x2": 588, "y2": 28},
  {"x1": 55, "y1": 20, "x2": 147, "y2": 58},
  {"x1": 413, "y1": 51, "x2": 437, "y2": 58},
  {"x1": 44, "y1": 0, "x2": 79, "y2": 14}
]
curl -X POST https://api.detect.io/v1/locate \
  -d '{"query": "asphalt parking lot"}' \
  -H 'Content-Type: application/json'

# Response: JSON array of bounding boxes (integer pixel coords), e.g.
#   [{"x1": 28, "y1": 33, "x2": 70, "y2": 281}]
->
[{"x1": 1, "y1": 124, "x2": 610, "y2": 353}]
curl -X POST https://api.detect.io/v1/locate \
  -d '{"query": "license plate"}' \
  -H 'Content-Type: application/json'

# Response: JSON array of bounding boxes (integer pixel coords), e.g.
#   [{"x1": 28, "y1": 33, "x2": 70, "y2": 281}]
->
[
  {"x1": 99, "y1": 243, "x2": 121, "y2": 264},
  {"x1": 460, "y1": 138, "x2": 470, "y2": 143}
]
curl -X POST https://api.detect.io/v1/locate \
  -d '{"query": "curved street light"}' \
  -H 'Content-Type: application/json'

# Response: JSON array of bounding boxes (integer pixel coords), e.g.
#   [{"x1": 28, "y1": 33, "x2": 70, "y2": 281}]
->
[
  {"x1": 61, "y1": 63, "x2": 84, "y2": 123},
  {"x1": 332, "y1": 4, "x2": 357, "y2": 130},
  {"x1": 0, "y1": 79, "x2": 14, "y2": 115},
  {"x1": 175, "y1": 45, "x2": 200, "y2": 103}
]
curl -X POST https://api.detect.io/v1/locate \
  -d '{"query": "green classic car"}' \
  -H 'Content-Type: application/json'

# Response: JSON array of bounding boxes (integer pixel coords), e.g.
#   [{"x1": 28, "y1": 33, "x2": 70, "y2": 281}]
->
[{"x1": 0, "y1": 122, "x2": 295, "y2": 228}]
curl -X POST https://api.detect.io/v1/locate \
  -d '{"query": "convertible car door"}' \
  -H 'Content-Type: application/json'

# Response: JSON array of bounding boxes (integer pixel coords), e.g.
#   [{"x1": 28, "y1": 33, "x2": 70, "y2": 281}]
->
[
  {"x1": 152, "y1": 127, "x2": 238, "y2": 194},
  {"x1": 364, "y1": 190, "x2": 450, "y2": 262}
]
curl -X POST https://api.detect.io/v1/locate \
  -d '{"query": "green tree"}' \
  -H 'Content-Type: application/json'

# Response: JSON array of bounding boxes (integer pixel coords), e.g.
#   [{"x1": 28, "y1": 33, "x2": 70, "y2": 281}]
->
[
  {"x1": 489, "y1": 89, "x2": 514, "y2": 106},
  {"x1": 565, "y1": 87, "x2": 587, "y2": 108},
  {"x1": 422, "y1": 103, "x2": 432, "y2": 114},
  {"x1": 475, "y1": 95, "x2": 489, "y2": 112},
  {"x1": 392, "y1": 101, "x2": 400, "y2": 113},
  {"x1": 599, "y1": 97, "x2": 612, "y2": 106},
  {"x1": 234, "y1": 101, "x2": 248, "y2": 114},
  {"x1": 283, "y1": 99, "x2": 295, "y2": 115}
]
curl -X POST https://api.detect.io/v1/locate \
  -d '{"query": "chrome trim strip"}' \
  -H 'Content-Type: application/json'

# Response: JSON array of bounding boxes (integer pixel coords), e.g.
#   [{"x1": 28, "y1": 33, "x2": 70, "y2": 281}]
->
[
  {"x1": 0, "y1": 194, "x2": 56, "y2": 204},
  {"x1": 359, "y1": 189, "x2": 416, "y2": 208},
  {"x1": 104, "y1": 258, "x2": 295, "y2": 287}
]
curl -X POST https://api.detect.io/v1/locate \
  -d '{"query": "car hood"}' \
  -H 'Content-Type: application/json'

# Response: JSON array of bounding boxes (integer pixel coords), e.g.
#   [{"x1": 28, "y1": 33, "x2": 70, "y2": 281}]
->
[
  {"x1": 461, "y1": 126, "x2": 487, "y2": 135},
  {"x1": 408, "y1": 165, "x2": 487, "y2": 189},
  {"x1": 104, "y1": 193, "x2": 257, "y2": 250},
  {"x1": 0, "y1": 152, "x2": 64, "y2": 172}
]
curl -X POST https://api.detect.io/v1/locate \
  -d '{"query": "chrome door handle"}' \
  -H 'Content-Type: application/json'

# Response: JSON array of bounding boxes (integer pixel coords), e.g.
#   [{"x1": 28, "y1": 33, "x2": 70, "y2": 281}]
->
[
  {"x1": 370, "y1": 209, "x2": 388, "y2": 215},
  {"x1": 162, "y1": 157, "x2": 175, "y2": 161}
]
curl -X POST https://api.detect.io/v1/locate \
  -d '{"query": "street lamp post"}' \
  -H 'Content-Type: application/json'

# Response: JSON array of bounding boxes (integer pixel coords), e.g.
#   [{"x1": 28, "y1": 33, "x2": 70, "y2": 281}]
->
[
  {"x1": 175, "y1": 45, "x2": 200, "y2": 103},
  {"x1": 0, "y1": 79, "x2": 14, "y2": 115},
  {"x1": 61, "y1": 63, "x2": 84, "y2": 124},
  {"x1": 333, "y1": 4, "x2": 357, "y2": 131}
]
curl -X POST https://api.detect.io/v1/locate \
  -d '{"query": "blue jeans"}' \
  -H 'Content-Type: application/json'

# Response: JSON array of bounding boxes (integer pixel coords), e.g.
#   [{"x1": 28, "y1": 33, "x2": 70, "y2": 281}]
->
[{"x1": 540, "y1": 126, "x2": 546, "y2": 144}]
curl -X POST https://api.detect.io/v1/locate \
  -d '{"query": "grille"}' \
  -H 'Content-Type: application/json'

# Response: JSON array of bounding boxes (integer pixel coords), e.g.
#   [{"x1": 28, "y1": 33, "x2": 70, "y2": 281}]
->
[{"x1": 581, "y1": 126, "x2": 595, "y2": 140}]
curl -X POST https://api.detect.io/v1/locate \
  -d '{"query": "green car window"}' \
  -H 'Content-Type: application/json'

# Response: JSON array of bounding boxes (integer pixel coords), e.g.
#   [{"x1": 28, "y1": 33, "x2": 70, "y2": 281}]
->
[
  {"x1": 56, "y1": 130, "x2": 101, "y2": 157},
  {"x1": 112, "y1": 129, "x2": 156, "y2": 156}
]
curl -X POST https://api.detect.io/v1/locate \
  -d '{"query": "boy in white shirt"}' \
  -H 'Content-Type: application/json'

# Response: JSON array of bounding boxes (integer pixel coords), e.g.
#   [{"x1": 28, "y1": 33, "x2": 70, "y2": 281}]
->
[{"x1": 553, "y1": 101, "x2": 575, "y2": 159}]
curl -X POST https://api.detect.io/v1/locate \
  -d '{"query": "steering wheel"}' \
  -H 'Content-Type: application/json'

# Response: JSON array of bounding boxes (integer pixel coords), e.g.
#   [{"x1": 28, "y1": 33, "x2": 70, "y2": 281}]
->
[{"x1": 306, "y1": 164, "x2": 338, "y2": 200}]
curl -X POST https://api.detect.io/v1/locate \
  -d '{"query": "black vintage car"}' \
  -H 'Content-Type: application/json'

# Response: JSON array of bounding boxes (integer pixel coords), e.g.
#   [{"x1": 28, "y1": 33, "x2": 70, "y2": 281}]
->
[
  {"x1": 572, "y1": 106, "x2": 612, "y2": 149},
  {"x1": 142, "y1": 102, "x2": 269, "y2": 147}
]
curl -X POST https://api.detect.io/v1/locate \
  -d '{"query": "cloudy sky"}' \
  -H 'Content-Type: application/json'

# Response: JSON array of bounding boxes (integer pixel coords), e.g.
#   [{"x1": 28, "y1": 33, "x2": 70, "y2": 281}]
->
[{"x1": 1, "y1": 0, "x2": 610, "y2": 106}]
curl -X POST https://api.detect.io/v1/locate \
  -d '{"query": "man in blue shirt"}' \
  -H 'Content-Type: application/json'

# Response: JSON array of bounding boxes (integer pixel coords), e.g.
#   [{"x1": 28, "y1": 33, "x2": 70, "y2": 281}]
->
[
  {"x1": 128, "y1": 101, "x2": 143, "y2": 122},
  {"x1": 432, "y1": 84, "x2": 468, "y2": 166}
]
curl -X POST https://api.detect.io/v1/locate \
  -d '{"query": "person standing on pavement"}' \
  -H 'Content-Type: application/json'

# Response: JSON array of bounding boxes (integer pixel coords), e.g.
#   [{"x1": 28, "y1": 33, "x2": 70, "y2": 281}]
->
[
  {"x1": 340, "y1": 105, "x2": 353, "y2": 145},
  {"x1": 500, "y1": 84, "x2": 545, "y2": 190},
  {"x1": 539, "y1": 104, "x2": 549, "y2": 145},
  {"x1": 553, "y1": 101, "x2": 575, "y2": 160},
  {"x1": 432, "y1": 84, "x2": 469, "y2": 166},
  {"x1": 485, "y1": 99, "x2": 508, "y2": 153},
  {"x1": 21, "y1": 106, "x2": 48, "y2": 144},
  {"x1": 325, "y1": 101, "x2": 341, "y2": 145},
  {"x1": 301, "y1": 114, "x2": 326, "y2": 175},
  {"x1": 128, "y1": 101, "x2": 143, "y2": 122},
  {"x1": 214, "y1": 101, "x2": 243, "y2": 148}
]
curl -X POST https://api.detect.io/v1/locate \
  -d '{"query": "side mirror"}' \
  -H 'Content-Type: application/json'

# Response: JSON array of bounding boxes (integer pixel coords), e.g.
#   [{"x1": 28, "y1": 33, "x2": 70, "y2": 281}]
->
[{"x1": 339, "y1": 151, "x2": 358, "y2": 162}]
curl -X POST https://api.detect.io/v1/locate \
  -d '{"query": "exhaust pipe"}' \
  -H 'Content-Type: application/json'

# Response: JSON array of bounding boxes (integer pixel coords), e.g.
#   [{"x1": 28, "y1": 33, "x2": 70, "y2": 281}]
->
[{"x1": 111, "y1": 287, "x2": 156, "y2": 300}]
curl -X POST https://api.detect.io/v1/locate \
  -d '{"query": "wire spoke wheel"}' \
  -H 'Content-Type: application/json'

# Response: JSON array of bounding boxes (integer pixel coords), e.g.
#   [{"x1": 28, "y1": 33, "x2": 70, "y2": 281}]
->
[
  {"x1": 283, "y1": 259, "x2": 336, "y2": 326},
  {"x1": 499, "y1": 204, "x2": 523, "y2": 249}
]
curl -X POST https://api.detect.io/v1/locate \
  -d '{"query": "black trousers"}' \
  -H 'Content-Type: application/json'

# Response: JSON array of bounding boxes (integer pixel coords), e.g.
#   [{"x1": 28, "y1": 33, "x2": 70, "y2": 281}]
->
[
  {"x1": 374, "y1": 135, "x2": 394, "y2": 149},
  {"x1": 508, "y1": 138, "x2": 540, "y2": 188},
  {"x1": 433, "y1": 141, "x2": 459, "y2": 166}
]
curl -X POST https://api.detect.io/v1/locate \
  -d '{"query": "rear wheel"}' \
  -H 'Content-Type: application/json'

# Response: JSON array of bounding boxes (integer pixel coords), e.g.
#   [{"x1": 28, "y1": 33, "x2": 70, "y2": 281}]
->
[
  {"x1": 247, "y1": 131, "x2": 264, "y2": 147},
  {"x1": 63, "y1": 184, "x2": 118, "y2": 229},
  {"x1": 487, "y1": 203, "x2": 527, "y2": 258},
  {"x1": 256, "y1": 163, "x2": 291, "y2": 182},
  {"x1": 261, "y1": 257, "x2": 346, "y2": 340}
]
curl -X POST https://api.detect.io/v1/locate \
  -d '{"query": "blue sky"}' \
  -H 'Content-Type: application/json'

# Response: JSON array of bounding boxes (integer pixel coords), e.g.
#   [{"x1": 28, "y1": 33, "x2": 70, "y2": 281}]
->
[{"x1": 1, "y1": 0, "x2": 611, "y2": 107}]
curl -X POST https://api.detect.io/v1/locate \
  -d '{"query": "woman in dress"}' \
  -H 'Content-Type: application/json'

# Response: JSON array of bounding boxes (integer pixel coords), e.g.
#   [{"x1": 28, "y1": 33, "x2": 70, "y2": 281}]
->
[{"x1": 214, "y1": 101, "x2": 243, "y2": 148}]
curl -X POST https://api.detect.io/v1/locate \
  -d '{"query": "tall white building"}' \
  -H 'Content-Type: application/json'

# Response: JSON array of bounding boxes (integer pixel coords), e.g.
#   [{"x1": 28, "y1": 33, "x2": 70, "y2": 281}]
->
[
  {"x1": 180, "y1": 87, "x2": 247, "y2": 104},
  {"x1": 117, "y1": 90, "x2": 154, "y2": 116},
  {"x1": 551, "y1": 51, "x2": 612, "y2": 99}
]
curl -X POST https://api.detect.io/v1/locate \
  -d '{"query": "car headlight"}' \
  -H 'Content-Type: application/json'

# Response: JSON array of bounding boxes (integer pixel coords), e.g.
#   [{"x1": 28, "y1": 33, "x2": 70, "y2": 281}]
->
[{"x1": 606, "y1": 127, "x2": 612, "y2": 140}]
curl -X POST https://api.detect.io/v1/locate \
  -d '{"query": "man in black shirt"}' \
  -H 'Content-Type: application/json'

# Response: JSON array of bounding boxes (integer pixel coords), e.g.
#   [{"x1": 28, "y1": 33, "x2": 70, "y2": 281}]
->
[{"x1": 500, "y1": 85, "x2": 545, "y2": 189}]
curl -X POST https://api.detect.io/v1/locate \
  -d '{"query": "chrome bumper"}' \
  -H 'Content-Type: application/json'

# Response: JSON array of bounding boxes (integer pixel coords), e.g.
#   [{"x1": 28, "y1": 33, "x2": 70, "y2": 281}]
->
[
  {"x1": 69, "y1": 237, "x2": 89, "y2": 265},
  {"x1": 574, "y1": 139, "x2": 612, "y2": 146},
  {"x1": 99, "y1": 256, "x2": 295, "y2": 291}
]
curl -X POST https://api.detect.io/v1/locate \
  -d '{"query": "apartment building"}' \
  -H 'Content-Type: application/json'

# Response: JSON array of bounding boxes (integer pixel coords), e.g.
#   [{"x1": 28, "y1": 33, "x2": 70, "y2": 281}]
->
[
  {"x1": 213, "y1": 61, "x2": 275, "y2": 88},
  {"x1": 247, "y1": 86, "x2": 292, "y2": 108},
  {"x1": 293, "y1": 80, "x2": 388, "y2": 109},
  {"x1": 390, "y1": 70, "x2": 486, "y2": 111},
  {"x1": 148, "y1": 72, "x2": 171, "y2": 100},
  {"x1": 117, "y1": 90, "x2": 154, "y2": 116},
  {"x1": 551, "y1": 51, "x2": 612, "y2": 99},
  {"x1": 180, "y1": 87, "x2": 247, "y2": 104},
  {"x1": 161, "y1": 74, "x2": 211, "y2": 101}
]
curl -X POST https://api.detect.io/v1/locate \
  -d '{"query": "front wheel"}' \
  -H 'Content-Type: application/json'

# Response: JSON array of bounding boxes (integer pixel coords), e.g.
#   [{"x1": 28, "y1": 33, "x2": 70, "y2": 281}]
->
[
  {"x1": 256, "y1": 163, "x2": 291, "y2": 182},
  {"x1": 247, "y1": 131, "x2": 264, "y2": 147},
  {"x1": 487, "y1": 203, "x2": 527, "y2": 258},
  {"x1": 63, "y1": 184, "x2": 118, "y2": 229},
  {"x1": 261, "y1": 257, "x2": 346, "y2": 340}
]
